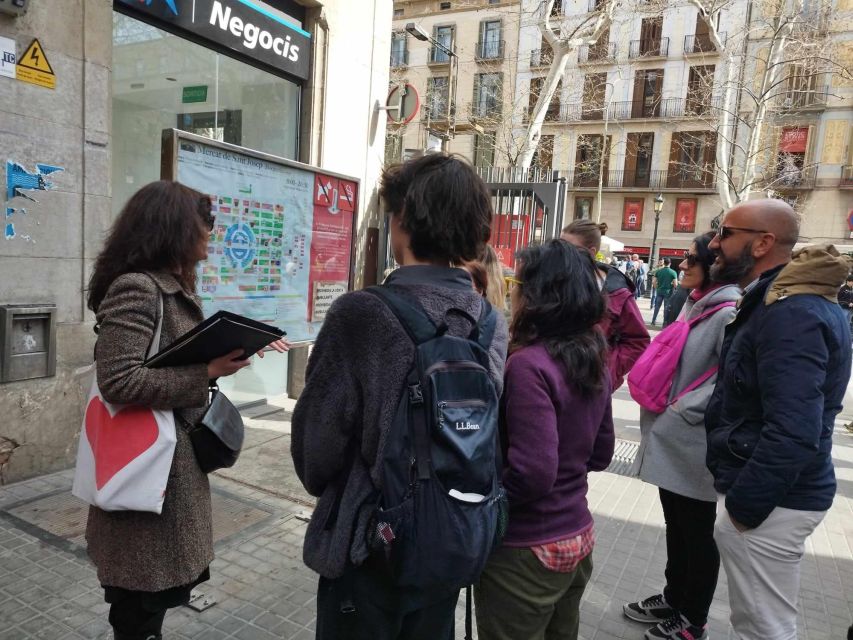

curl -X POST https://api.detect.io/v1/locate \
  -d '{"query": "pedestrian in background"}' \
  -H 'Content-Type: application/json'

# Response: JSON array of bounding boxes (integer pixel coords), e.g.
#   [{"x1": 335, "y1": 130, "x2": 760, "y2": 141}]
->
[
  {"x1": 651, "y1": 259, "x2": 678, "y2": 326},
  {"x1": 624, "y1": 231, "x2": 741, "y2": 640},
  {"x1": 634, "y1": 254, "x2": 648, "y2": 299},
  {"x1": 85, "y1": 181, "x2": 268, "y2": 640},
  {"x1": 292, "y1": 153, "x2": 508, "y2": 640},
  {"x1": 663, "y1": 284, "x2": 688, "y2": 328},
  {"x1": 706, "y1": 200, "x2": 851, "y2": 640},
  {"x1": 562, "y1": 220, "x2": 650, "y2": 392},
  {"x1": 649, "y1": 259, "x2": 663, "y2": 310},
  {"x1": 475, "y1": 239, "x2": 615, "y2": 640}
]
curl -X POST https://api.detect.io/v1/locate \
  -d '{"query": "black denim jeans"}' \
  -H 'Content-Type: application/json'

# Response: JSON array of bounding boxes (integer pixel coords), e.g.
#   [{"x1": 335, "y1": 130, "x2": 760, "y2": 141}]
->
[
  {"x1": 659, "y1": 488, "x2": 720, "y2": 626},
  {"x1": 316, "y1": 555, "x2": 458, "y2": 640}
]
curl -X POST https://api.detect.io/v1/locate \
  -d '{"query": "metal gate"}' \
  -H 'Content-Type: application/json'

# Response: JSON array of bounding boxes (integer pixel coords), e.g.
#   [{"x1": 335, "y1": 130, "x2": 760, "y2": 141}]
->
[{"x1": 482, "y1": 168, "x2": 568, "y2": 272}]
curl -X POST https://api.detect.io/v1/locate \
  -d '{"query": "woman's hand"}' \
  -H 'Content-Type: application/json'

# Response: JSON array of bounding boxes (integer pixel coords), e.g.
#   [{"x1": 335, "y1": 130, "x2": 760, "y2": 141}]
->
[
  {"x1": 207, "y1": 349, "x2": 251, "y2": 379},
  {"x1": 257, "y1": 338, "x2": 292, "y2": 358}
]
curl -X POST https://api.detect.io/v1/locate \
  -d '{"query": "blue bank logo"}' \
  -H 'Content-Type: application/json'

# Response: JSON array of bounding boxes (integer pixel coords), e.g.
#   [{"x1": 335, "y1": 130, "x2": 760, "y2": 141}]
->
[
  {"x1": 139, "y1": 0, "x2": 179, "y2": 16},
  {"x1": 224, "y1": 223, "x2": 256, "y2": 269}
]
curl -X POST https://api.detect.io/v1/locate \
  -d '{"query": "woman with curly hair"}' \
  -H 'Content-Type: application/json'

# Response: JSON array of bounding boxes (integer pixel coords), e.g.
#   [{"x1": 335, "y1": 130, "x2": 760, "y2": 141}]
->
[
  {"x1": 86, "y1": 181, "x2": 288, "y2": 639},
  {"x1": 475, "y1": 239, "x2": 615, "y2": 640}
]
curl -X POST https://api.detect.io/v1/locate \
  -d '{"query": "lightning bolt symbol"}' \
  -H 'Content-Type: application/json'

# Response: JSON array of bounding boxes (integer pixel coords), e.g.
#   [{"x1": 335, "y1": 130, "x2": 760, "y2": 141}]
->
[{"x1": 30, "y1": 49, "x2": 39, "y2": 66}]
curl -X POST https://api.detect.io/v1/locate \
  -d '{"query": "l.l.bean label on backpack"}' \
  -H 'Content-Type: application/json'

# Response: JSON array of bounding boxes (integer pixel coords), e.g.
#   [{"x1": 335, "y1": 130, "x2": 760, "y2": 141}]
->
[{"x1": 455, "y1": 421, "x2": 481, "y2": 431}]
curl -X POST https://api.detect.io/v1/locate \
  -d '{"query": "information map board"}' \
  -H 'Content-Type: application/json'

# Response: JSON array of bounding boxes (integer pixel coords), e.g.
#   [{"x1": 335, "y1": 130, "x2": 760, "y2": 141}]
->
[{"x1": 162, "y1": 130, "x2": 358, "y2": 343}]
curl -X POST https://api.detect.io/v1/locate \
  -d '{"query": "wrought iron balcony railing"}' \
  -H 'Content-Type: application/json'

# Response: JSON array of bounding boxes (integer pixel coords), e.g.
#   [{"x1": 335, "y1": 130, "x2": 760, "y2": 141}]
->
[
  {"x1": 476, "y1": 39, "x2": 505, "y2": 61},
  {"x1": 578, "y1": 42, "x2": 617, "y2": 64},
  {"x1": 683, "y1": 32, "x2": 727, "y2": 54},
  {"x1": 629, "y1": 37, "x2": 669, "y2": 58}
]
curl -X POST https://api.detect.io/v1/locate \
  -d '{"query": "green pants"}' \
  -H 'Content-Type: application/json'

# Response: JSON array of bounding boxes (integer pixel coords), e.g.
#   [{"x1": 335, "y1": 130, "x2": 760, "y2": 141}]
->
[{"x1": 474, "y1": 547, "x2": 593, "y2": 640}]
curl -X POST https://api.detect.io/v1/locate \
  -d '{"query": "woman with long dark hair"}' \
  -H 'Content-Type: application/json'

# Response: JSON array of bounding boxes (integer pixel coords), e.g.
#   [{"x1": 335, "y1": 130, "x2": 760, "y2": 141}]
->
[
  {"x1": 86, "y1": 180, "x2": 283, "y2": 639},
  {"x1": 624, "y1": 231, "x2": 740, "y2": 640},
  {"x1": 475, "y1": 239, "x2": 615, "y2": 640}
]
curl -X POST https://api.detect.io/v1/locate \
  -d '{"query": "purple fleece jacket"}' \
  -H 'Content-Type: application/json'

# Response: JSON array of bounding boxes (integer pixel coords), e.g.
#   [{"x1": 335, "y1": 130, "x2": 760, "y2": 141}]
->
[{"x1": 500, "y1": 343, "x2": 615, "y2": 547}]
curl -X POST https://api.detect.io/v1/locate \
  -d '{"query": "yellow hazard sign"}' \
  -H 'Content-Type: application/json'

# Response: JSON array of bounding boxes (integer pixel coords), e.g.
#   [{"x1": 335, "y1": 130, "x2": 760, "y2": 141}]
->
[{"x1": 16, "y1": 39, "x2": 55, "y2": 90}]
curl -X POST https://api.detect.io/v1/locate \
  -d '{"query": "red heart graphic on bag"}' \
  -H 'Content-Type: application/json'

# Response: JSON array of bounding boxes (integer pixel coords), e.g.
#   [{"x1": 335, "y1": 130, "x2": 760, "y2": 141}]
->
[{"x1": 85, "y1": 397, "x2": 160, "y2": 489}]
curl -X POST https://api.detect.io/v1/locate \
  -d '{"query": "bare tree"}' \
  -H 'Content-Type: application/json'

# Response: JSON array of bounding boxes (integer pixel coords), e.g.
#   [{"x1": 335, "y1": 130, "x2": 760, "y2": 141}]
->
[{"x1": 685, "y1": 0, "x2": 851, "y2": 207}]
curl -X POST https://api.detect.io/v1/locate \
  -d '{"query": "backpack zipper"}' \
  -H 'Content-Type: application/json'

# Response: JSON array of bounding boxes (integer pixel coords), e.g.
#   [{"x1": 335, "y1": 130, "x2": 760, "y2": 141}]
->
[{"x1": 425, "y1": 361, "x2": 487, "y2": 377}]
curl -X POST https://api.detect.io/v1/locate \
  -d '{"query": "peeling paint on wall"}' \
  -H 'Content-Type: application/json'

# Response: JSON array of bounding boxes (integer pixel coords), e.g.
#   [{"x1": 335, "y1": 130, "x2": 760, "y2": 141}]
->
[{"x1": 3, "y1": 160, "x2": 64, "y2": 242}]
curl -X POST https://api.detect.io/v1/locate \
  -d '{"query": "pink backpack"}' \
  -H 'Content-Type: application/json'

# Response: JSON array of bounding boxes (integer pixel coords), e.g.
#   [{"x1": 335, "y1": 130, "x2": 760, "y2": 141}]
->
[{"x1": 627, "y1": 302, "x2": 736, "y2": 413}]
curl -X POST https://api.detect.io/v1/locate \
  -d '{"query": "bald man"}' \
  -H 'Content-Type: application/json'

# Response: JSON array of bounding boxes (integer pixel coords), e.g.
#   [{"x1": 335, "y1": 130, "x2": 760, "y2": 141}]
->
[{"x1": 705, "y1": 200, "x2": 851, "y2": 640}]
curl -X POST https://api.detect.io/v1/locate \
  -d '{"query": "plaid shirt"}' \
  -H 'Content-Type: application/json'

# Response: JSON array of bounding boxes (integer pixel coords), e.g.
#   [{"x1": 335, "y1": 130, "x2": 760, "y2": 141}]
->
[{"x1": 531, "y1": 525, "x2": 595, "y2": 573}]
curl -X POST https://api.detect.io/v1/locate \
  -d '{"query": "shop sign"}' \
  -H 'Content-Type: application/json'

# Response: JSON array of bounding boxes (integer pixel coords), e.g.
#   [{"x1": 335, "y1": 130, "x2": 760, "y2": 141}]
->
[
  {"x1": 115, "y1": 0, "x2": 311, "y2": 81},
  {"x1": 0, "y1": 36, "x2": 16, "y2": 79},
  {"x1": 182, "y1": 85, "x2": 208, "y2": 103},
  {"x1": 622, "y1": 245, "x2": 650, "y2": 256},
  {"x1": 16, "y1": 39, "x2": 55, "y2": 89},
  {"x1": 779, "y1": 127, "x2": 808, "y2": 153}
]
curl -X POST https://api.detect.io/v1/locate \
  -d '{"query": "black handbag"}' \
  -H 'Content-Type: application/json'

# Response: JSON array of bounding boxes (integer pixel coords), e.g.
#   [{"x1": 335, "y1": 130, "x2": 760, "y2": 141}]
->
[{"x1": 189, "y1": 383, "x2": 244, "y2": 473}]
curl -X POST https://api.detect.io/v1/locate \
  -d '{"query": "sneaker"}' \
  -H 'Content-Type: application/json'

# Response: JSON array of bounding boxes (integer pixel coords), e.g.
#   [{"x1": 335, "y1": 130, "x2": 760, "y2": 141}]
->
[
  {"x1": 645, "y1": 613, "x2": 708, "y2": 640},
  {"x1": 623, "y1": 593, "x2": 676, "y2": 623}
]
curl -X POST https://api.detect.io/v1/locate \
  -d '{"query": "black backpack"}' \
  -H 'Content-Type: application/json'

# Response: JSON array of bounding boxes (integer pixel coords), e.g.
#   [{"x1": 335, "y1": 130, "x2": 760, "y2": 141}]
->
[{"x1": 364, "y1": 285, "x2": 507, "y2": 594}]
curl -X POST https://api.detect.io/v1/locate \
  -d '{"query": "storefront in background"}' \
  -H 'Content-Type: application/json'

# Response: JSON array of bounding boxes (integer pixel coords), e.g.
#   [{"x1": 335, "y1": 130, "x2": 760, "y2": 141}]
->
[{"x1": 112, "y1": 0, "x2": 311, "y2": 404}]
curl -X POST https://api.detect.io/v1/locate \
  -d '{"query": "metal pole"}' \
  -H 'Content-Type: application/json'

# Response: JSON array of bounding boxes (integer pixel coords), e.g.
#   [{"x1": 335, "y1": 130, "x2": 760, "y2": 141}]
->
[{"x1": 648, "y1": 210, "x2": 661, "y2": 290}]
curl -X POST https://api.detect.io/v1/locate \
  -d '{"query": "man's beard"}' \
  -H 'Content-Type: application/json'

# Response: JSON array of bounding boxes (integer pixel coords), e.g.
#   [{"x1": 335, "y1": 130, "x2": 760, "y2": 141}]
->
[{"x1": 711, "y1": 243, "x2": 755, "y2": 284}]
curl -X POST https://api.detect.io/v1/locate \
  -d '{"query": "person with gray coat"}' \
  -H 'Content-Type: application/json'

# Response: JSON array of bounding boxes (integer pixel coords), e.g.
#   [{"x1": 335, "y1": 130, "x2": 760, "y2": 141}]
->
[
  {"x1": 623, "y1": 231, "x2": 740, "y2": 640},
  {"x1": 85, "y1": 181, "x2": 287, "y2": 640}
]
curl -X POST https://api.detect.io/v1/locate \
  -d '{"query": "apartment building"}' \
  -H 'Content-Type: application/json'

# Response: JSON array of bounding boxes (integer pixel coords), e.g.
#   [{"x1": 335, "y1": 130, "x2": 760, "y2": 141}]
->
[
  {"x1": 389, "y1": 0, "x2": 853, "y2": 257},
  {"x1": 387, "y1": 0, "x2": 522, "y2": 164}
]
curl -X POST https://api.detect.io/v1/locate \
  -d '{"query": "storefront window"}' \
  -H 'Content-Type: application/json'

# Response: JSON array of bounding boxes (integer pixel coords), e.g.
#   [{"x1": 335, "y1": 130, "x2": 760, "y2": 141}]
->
[
  {"x1": 112, "y1": 12, "x2": 302, "y2": 404},
  {"x1": 112, "y1": 12, "x2": 301, "y2": 217}
]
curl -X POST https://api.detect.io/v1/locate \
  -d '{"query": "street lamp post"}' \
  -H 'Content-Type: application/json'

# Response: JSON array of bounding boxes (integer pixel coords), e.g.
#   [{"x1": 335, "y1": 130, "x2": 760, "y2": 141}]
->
[
  {"x1": 406, "y1": 22, "x2": 458, "y2": 150},
  {"x1": 648, "y1": 193, "x2": 665, "y2": 290}
]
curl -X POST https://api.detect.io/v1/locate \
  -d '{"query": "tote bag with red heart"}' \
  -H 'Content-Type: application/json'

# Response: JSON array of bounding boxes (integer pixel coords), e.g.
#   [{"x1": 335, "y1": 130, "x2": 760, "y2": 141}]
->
[{"x1": 72, "y1": 294, "x2": 177, "y2": 514}]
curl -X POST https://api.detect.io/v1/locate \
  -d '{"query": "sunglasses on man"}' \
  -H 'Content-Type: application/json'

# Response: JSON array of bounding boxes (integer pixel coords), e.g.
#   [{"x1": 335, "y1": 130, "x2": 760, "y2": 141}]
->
[{"x1": 715, "y1": 225, "x2": 767, "y2": 240}]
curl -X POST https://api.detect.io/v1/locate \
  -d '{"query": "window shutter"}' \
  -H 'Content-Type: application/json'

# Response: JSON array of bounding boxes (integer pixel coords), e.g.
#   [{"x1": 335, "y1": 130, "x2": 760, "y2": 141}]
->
[
  {"x1": 632, "y1": 71, "x2": 645, "y2": 118},
  {"x1": 805, "y1": 124, "x2": 817, "y2": 166},
  {"x1": 653, "y1": 71, "x2": 664, "y2": 117},
  {"x1": 625, "y1": 133, "x2": 640, "y2": 180}
]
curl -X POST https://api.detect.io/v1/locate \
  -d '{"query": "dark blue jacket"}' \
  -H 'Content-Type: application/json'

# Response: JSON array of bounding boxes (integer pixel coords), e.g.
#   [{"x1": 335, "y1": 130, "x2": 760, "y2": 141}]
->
[{"x1": 705, "y1": 265, "x2": 851, "y2": 528}]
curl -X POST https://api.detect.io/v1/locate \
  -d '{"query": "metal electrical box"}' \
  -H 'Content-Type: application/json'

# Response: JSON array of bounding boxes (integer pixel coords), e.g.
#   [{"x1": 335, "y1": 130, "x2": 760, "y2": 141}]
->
[
  {"x1": 0, "y1": 304, "x2": 57, "y2": 383},
  {"x1": 0, "y1": 0, "x2": 29, "y2": 17}
]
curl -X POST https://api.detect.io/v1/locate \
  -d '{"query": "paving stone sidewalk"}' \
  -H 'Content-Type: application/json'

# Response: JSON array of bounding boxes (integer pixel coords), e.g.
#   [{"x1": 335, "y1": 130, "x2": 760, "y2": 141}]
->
[{"x1": 0, "y1": 408, "x2": 851, "y2": 639}]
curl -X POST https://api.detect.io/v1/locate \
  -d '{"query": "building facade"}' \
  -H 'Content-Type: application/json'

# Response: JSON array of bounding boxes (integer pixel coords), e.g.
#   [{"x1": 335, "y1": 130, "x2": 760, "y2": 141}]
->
[
  {"x1": 391, "y1": 0, "x2": 853, "y2": 261},
  {"x1": 0, "y1": 0, "x2": 391, "y2": 482}
]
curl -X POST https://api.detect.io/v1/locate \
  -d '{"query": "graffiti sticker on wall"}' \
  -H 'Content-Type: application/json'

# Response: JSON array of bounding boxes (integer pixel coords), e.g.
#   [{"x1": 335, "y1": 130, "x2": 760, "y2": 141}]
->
[{"x1": 3, "y1": 160, "x2": 64, "y2": 242}]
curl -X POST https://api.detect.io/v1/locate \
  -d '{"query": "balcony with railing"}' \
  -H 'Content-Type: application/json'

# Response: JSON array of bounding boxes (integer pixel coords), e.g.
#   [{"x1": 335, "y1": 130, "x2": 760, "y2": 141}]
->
[
  {"x1": 476, "y1": 39, "x2": 505, "y2": 61},
  {"x1": 578, "y1": 42, "x2": 617, "y2": 64},
  {"x1": 569, "y1": 168, "x2": 716, "y2": 191},
  {"x1": 390, "y1": 49, "x2": 409, "y2": 68},
  {"x1": 629, "y1": 37, "x2": 669, "y2": 59},
  {"x1": 530, "y1": 48, "x2": 555, "y2": 68},
  {"x1": 683, "y1": 32, "x2": 726, "y2": 55},
  {"x1": 777, "y1": 87, "x2": 830, "y2": 110},
  {"x1": 762, "y1": 164, "x2": 819, "y2": 190},
  {"x1": 428, "y1": 44, "x2": 455, "y2": 66},
  {"x1": 842, "y1": 165, "x2": 853, "y2": 188},
  {"x1": 468, "y1": 100, "x2": 503, "y2": 121},
  {"x1": 558, "y1": 103, "x2": 605, "y2": 121}
]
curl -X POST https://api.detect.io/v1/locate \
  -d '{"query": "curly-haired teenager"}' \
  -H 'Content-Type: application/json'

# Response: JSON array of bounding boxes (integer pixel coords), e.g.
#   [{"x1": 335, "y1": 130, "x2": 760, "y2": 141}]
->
[
  {"x1": 291, "y1": 153, "x2": 508, "y2": 639},
  {"x1": 475, "y1": 239, "x2": 615, "y2": 640}
]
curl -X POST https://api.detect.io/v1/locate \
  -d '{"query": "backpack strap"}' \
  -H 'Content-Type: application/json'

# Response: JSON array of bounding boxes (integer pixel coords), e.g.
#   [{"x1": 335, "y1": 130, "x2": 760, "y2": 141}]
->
[
  {"x1": 472, "y1": 299, "x2": 498, "y2": 351},
  {"x1": 671, "y1": 365, "x2": 719, "y2": 405},
  {"x1": 686, "y1": 301, "x2": 736, "y2": 328},
  {"x1": 365, "y1": 286, "x2": 438, "y2": 345}
]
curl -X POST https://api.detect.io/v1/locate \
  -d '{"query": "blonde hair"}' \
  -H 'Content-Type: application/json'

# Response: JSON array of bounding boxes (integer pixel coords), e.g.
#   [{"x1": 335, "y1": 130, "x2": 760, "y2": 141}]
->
[
  {"x1": 481, "y1": 245, "x2": 506, "y2": 310},
  {"x1": 561, "y1": 220, "x2": 608, "y2": 253}
]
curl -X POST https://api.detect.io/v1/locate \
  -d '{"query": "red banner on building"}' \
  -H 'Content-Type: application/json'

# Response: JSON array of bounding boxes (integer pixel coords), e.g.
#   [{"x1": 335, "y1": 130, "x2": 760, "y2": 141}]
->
[
  {"x1": 780, "y1": 127, "x2": 809, "y2": 153},
  {"x1": 673, "y1": 198, "x2": 697, "y2": 233},
  {"x1": 622, "y1": 198, "x2": 644, "y2": 231}
]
